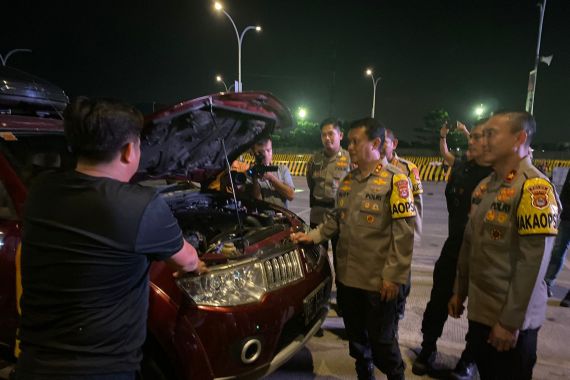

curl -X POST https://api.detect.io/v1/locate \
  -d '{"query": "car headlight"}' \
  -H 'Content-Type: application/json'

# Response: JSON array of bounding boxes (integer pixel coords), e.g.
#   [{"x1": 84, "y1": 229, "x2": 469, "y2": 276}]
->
[{"x1": 176, "y1": 262, "x2": 267, "y2": 306}]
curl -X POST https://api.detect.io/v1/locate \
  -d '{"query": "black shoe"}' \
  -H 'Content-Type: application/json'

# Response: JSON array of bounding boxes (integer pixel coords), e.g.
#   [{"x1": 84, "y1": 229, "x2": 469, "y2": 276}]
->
[
  {"x1": 412, "y1": 349, "x2": 436, "y2": 376},
  {"x1": 561, "y1": 291, "x2": 570, "y2": 307},
  {"x1": 449, "y1": 360, "x2": 476, "y2": 380}
]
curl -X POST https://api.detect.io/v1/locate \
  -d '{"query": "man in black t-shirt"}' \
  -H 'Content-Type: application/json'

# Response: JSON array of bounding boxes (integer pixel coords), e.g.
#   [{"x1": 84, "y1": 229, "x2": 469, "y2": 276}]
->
[
  {"x1": 412, "y1": 120, "x2": 492, "y2": 379},
  {"x1": 16, "y1": 97, "x2": 206, "y2": 380}
]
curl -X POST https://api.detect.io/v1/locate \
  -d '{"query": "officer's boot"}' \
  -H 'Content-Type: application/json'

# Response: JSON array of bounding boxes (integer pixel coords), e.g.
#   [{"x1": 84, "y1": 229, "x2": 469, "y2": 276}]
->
[
  {"x1": 449, "y1": 358, "x2": 477, "y2": 380},
  {"x1": 411, "y1": 348, "x2": 436, "y2": 376},
  {"x1": 355, "y1": 360, "x2": 375, "y2": 380}
]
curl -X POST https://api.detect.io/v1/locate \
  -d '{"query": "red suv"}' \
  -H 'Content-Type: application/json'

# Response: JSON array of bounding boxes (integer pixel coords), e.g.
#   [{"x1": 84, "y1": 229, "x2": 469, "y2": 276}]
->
[{"x1": 0, "y1": 67, "x2": 332, "y2": 379}]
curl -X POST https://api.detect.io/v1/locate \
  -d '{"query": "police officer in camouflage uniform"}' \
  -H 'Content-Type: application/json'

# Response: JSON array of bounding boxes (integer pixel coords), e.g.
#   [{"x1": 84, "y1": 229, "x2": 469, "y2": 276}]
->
[
  {"x1": 449, "y1": 112, "x2": 561, "y2": 380},
  {"x1": 306, "y1": 118, "x2": 350, "y2": 268},
  {"x1": 292, "y1": 118, "x2": 416, "y2": 380}
]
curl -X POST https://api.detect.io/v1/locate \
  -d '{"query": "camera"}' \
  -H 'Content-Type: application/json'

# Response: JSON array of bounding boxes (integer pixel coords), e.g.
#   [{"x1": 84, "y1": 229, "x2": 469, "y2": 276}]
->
[
  {"x1": 446, "y1": 120, "x2": 457, "y2": 132},
  {"x1": 247, "y1": 153, "x2": 278, "y2": 177}
]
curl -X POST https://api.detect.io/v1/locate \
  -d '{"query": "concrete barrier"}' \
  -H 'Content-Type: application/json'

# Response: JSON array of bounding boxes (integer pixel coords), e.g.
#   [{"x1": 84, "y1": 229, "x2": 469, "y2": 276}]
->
[{"x1": 241, "y1": 153, "x2": 570, "y2": 181}]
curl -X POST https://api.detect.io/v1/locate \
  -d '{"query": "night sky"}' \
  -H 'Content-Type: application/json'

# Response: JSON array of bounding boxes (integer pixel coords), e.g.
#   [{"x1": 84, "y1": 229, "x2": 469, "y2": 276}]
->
[{"x1": 3, "y1": 0, "x2": 569, "y2": 143}]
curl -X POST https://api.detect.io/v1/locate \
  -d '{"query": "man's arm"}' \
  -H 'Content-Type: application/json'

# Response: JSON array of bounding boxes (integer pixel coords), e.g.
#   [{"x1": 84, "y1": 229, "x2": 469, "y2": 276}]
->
[
  {"x1": 291, "y1": 208, "x2": 341, "y2": 245},
  {"x1": 265, "y1": 166, "x2": 295, "y2": 201},
  {"x1": 165, "y1": 240, "x2": 206, "y2": 274},
  {"x1": 382, "y1": 174, "x2": 416, "y2": 300},
  {"x1": 439, "y1": 126, "x2": 455, "y2": 167}
]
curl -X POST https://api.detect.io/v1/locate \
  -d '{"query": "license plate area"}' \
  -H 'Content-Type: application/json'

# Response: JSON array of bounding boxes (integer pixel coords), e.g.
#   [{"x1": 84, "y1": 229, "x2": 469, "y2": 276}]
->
[{"x1": 303, "y1": 277, "x2": 331, "y2": 325}]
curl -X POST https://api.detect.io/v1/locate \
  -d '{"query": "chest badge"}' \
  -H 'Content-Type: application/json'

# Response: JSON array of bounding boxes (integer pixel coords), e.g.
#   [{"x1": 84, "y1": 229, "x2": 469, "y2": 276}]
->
[{"x1": 366, "y1": 215, "x2": 375, "y2": 223}]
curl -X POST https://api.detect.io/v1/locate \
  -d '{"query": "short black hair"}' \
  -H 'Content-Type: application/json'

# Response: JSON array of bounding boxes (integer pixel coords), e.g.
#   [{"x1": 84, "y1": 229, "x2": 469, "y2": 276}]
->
[
  {"x1": 349, "y1": 117, "x2": 386, "y2": 147},
  {"x1": 493, "y1": 111, "x2": 536, "y2": 147},
  {"x1": 386, "y1": 128, "x2": 396, "y2": 141},
  {"x1": 64, "y1": 97, "x2": 143, "y2": 163},
  {"x1": 254, "y1": 136, "x2": 272, "y2": 146},
  {"x1": 319, "y1": 117, "x2": 342, "y2": 132}
]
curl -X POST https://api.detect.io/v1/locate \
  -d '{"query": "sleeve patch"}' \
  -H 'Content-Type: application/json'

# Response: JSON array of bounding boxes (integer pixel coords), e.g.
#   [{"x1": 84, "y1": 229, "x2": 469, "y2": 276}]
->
[
  {"x1": 410, "y1": 166, "x2": 423, "y2": 195},
  {"x1": 517, "y1": 178, "x2": 559, "y2": 235},
  {"x1": 390, "y1": 173, "x2": 417, "y2": 219}
]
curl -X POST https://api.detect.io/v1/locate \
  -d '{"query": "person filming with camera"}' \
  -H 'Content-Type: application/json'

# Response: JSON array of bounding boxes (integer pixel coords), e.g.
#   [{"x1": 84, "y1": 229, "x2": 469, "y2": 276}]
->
[{"x1": 249, "y1": 137, "x2": 295, "y2": 208}]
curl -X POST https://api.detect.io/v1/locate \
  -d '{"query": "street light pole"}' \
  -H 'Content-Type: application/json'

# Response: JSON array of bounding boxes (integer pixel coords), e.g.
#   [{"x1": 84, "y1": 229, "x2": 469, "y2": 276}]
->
[
  {"x1": 365, "y1": 69, "x2": 381, "y2": 118},
  {"x1": 215, "y1": 3, "x2": 261, "y2": 92},
  {"x1": 0, "y1": 49, "x2": 32, "y2": 66},
  {"x1": 526, "y1": 0, "x2": 548, "y2": 115},
  {"x1": 216, "y1": 75, "x2": 229, "y2": 92}
]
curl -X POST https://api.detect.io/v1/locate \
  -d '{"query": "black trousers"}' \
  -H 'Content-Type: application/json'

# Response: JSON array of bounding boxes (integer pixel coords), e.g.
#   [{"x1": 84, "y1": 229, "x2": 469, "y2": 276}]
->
[
  {"x1": 467, "y1": 320, "x2": 538, "y2": 380},
  {"x1": 420, "y1": 237, "x2": 473, "y2": 360},
  {"x1": 337, "y1": 282, "x2": 405, "y2": 380}
]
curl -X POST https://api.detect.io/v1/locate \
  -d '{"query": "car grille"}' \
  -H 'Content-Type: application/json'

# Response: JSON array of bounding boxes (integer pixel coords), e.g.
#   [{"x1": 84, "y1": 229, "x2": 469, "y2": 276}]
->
[{"x1": 263, "y1": 249, "x2": 304, "y2": 290}]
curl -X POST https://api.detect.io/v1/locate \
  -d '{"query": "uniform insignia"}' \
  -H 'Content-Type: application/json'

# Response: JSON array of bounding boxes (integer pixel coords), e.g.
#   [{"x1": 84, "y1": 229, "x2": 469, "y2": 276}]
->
[
  {"x1": 366, "y1": 215, "x2": 375, "y2": 223},
  {"x1": 339, "y1": 199, "x2": 345, "y2": 207},
  {"x1": 505, "y1": 170, "x2": 517, "y2": 182},
  {"x1": 528, "y1": 183, "x2": 550, "y2": 209},
  {"x1": 517, "y1": 178, "x2": 559, "y2": 235},
  {"x1": 339, "y1": 156, "x2": 348, "y2": 162},
  {"x1": 373, "y1": 178, "x2": 387, "y2": 185},
  {"x1": 336, "y1": 162, "x2": 348, "y2": 168},
  {"x1": 340, "y1": 211, "x2": 346, "y2": 220},
  {"x1": 473, "y1": 183, "x2": 488, "y2": 199},
  {"x1": 497, "y1": 188, "x2": 515, "y2": 202},
  {"x1": 340, "y1": 186, "x2": 351, "y2": 192},
  {"x1": 497, "y1": 212, "x2": 508, "y2": 223},
  {"x1": 374, "y1": 164, "x2": 383, "y2": 174},
  {"x1": 390, "y1": 173, "x2": 416, "y2": 219},
  {"x1": 380, "y1": 171, "x2": 389, "y2": 178},
  {"x1": 485, "y1": 210, "x2": 496, "y2": 222},
  {"x1": 397, "y1": 180, "x2": 409, "y2": 198},
  {"x1": 343, "y1": 179, "x2": 352, "y2": 185},
  {"x1": 412, "y1": 167, "x2": 420, "y2": 182},
  {"x1": 364, "y1": 201, "x2": 371, "y2": 209},
  {"x1": 372, "y1": 203, "x2": 379, "y2": 211},
  {"x1": 490, "y1": 228, "x2": 503, "y2": 240}
]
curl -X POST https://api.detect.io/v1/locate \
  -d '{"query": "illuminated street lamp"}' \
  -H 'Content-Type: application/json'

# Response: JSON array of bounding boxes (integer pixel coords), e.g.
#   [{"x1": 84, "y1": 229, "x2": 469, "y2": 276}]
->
[
  {"x1": 474, "y1": 104, "x2": 485, "y2": 119},
  {"x1": 0, "y1": 49, "x2": 32, "y2": 66},
  {"x1": 214, "y1": 2, "x2": 261, "y2": 92},
  {"x1": 215, "y1": 75, "x2": 234, "y2": 92},
  {"x1": 365, "y1": 68, "x2": 381, "y2": 118},
  {"x1": 296, "y1": 106, "x2": 307, "y2": 120}
]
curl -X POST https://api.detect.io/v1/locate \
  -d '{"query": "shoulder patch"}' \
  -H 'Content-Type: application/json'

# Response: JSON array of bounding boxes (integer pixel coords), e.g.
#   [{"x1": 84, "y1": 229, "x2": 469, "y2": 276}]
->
[
  {"x1": 407, "y1": 162, "x2": 423, "y2": 195},
  {"x1": 390, "y1": 173, "x2": 417, "y2": 219},
  {"x1": 517, "y1": 178, "x2": 559, "y2": 235}
]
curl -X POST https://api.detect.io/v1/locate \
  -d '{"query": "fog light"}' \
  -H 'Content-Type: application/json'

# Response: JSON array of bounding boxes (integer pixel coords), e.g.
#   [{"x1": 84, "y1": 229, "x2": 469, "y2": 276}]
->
[{"x1": 241, "y1": 338, "x2": 261, "y2": 364}]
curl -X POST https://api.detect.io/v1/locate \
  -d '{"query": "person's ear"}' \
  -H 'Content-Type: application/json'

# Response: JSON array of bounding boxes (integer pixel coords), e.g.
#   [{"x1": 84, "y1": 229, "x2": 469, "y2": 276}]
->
[
  {"x1": 339, "y1": 131, "x2": 344, "y2": 141},
  {"x1": 393, "y1": 138, "x2": 399, "y2": 150},
  {"x1": 372, "y1": 137, "x2": 382, "y2": 151},
  {"x1": 120, "y1": 142, "x2": 136, "y2": 164},
  {"x1": 515, "y1": 130, "x2": 528, "y2": 150}
]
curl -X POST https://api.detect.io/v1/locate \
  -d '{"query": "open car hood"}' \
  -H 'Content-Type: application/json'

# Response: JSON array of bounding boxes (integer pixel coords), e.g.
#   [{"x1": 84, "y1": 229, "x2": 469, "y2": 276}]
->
[
  {"x1": 0, "y1": 66, "x2": 69, "y2": 113},
  {"x1": 138, "y1": 92, "x2": 292, "y2": 183}
]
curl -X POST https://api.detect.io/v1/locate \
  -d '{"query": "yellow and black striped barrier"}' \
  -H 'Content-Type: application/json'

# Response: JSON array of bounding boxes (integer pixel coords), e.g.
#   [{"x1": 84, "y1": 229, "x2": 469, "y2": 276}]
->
[{"x1": 239, "y1": 153, "x2": 570, "y2": 181}]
